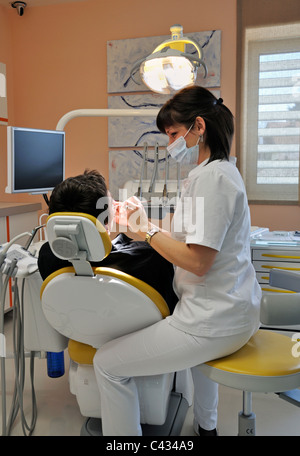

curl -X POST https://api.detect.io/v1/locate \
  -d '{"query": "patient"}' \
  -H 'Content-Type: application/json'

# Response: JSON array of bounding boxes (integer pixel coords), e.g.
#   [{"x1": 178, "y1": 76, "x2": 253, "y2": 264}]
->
[{"x1": 38, "y1": 169, "x2": 178, "y2": 312}]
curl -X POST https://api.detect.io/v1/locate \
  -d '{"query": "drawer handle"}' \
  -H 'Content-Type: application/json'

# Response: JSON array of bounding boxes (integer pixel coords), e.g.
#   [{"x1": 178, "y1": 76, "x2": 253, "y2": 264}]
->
[
  {"x1": 261, "y1": 254, "x2": 300, "y2": 259},
  {"x1": 261, "y1": 265, "x2": 300, "y2": 271},
  {"x1": 261, "y1": 287, "x2": 296, "y2": 293}
]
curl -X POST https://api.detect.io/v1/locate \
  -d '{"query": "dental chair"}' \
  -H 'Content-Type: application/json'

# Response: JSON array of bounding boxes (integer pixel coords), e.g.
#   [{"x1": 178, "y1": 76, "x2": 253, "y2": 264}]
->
[
  {"x1": 198, "y1": 269, "x2": 300, "y2": 436},
  {"x1": 40, "y1": 212, "x2": 192, "y2": 436}
]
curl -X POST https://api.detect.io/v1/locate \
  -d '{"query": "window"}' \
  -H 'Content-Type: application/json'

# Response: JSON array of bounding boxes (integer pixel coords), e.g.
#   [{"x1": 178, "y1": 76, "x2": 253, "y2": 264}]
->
[
  {"x1": 241, "y1": 24, "x2": 300, "y2": 203},
  {"x1": 0, "y1": 62, "x2": 8, "y2": 125}
]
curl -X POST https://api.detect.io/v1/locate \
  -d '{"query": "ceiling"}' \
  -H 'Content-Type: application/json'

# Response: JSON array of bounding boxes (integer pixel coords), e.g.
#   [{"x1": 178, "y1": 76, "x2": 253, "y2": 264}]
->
[{"x1": 0, "y1": 0, "x2": 89, "y2": 7}]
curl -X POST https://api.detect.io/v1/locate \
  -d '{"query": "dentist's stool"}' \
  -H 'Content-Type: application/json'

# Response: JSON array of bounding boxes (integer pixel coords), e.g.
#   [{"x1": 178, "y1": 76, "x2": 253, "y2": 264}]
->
[
  {"x1": 40, "y1": 212, "x2": 192, "y2": 436},
  {"x1": 198, "y1": 289, "x2": 300, "y2": 436}
]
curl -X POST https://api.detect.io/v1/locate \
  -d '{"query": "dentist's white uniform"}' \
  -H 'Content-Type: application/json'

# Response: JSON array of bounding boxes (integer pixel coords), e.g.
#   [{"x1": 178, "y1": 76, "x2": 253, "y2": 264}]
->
[{"x1": 93, "y1": 157, "x2": 261, "y2": 436}]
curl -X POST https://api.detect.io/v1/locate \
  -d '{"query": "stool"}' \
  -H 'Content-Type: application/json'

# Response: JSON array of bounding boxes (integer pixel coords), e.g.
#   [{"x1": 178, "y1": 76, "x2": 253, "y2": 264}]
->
[{"x1": 198, "y1": 329, "x2": 300, "y2": 435}]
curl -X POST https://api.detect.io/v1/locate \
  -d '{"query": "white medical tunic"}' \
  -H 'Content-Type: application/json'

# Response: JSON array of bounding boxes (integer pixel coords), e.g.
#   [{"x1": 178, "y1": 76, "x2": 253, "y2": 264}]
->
[{"x1": 168, "y1": 157, "x2": 261, "y2": 337}]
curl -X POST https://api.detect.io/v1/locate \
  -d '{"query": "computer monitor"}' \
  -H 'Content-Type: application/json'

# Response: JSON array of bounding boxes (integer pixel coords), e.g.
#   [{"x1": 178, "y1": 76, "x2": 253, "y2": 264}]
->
[{"x1": 6, "y1": 126, "x2": 65, "y2": 194}]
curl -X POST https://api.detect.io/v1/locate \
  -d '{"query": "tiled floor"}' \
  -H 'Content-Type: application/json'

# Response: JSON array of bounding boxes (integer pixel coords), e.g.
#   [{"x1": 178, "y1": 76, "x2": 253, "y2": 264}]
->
[{"x1": 1, "y1": 312, "x2": 300, "y2": 436}]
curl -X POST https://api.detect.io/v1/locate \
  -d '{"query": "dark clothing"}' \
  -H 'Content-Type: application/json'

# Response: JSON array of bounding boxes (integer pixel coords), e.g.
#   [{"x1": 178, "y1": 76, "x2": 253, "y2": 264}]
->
[{"x1": 38, "y1": 233, "x2": 178, "y2": 313}]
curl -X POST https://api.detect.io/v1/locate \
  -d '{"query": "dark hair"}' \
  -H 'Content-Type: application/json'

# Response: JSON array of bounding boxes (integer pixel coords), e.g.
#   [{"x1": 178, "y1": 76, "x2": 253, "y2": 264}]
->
[
  {"x1": 48, "y1": 169, "x2": 109, "y2": 224},
  {"x1": 156, "y1": 86, "x2": 234, "y2": 163}
]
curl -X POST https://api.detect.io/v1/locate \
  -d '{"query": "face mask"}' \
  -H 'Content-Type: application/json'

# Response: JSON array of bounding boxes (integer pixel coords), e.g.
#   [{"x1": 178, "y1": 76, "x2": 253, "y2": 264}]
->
[
  {"x1": 167, "y1": 124, "x2": 200, "y2": 165},
  {"x1": 180, "y1": 142, "x2": 200, "y2": 166}
]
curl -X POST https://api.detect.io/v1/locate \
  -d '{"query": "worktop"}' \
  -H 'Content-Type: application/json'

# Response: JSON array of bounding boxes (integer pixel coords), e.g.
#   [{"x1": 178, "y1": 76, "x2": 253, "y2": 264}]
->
[{"x1": 0, "y1": 201, "x2": 42, "y2": 217}]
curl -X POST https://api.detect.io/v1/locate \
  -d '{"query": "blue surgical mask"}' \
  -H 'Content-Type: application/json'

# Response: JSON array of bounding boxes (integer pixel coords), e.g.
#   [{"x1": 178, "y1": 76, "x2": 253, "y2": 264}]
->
[{"x1": 167, "y1": 124, "x2": 200, "y2": 165}]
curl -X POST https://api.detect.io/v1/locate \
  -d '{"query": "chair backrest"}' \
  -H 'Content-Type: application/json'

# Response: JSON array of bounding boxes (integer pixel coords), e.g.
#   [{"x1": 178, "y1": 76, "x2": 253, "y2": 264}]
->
[
  {"x1": 41, "y1": 212, "x2": 170, "y2": 348},
  {"x1": 46, "y1": 212, "x2": 112, "y2": 276}
]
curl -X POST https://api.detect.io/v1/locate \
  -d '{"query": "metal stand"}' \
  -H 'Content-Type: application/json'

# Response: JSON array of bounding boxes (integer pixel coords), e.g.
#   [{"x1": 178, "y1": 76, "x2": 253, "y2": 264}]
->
[{"x1": 238, "y1": 392, "x2": 256, "y2": 436}]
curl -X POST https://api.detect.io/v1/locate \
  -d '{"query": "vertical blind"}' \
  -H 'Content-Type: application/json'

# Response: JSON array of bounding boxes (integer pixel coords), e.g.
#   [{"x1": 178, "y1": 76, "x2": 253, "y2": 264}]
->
[
  {"x1": 236, "y1": 0, "x2": 300, "y2": 204},
  {"x1": 243, "y1": 30, "x2": 300, "y2": 202},
  {"x1": 257, "y1": 51, "x2": 300, "y2": 185}
]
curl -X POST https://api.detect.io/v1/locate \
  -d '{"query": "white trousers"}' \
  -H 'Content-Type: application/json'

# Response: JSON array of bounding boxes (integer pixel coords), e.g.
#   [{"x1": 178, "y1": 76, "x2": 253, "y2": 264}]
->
[{"x1": 93, "y1": 319, "x2": 255, "y2": 436}]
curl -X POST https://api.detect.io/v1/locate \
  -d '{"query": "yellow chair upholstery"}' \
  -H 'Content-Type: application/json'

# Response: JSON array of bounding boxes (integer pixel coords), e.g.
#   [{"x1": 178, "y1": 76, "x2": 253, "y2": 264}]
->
[
  {"x1": 200, "y1": 330, "x2": 300, "y2": 392},
  {"x1": 68, "y1": 339, "x2": 96, "y2": 365}
]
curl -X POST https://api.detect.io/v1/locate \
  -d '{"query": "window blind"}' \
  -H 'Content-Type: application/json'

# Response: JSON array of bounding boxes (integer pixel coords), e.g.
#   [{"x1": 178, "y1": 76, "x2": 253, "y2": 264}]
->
[
  {"x1": 257, "y1": 51, "x2": 300, "y2": 185},
  {"x1": 242, "y1": 28, "x2": 300, "y2": 202}
]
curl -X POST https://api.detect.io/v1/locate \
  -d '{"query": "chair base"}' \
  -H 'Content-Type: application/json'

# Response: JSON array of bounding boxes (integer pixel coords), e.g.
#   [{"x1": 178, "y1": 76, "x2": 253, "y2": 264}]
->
[
  {"x1": 277, "y1": 389, "x2": 300, "y2": 408},
  {"x1": 80, "y1": 392, "x2": 189, "y2": 436}
]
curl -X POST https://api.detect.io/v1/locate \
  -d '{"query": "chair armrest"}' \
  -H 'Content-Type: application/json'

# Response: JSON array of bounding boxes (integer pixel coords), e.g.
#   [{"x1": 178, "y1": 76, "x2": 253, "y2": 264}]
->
[
  {"x1": 260, "y1": 292, "x2": 300, "y2": 326},
  {"x1": 269, "y1": 269, "x2": 300, "y2": 292}
]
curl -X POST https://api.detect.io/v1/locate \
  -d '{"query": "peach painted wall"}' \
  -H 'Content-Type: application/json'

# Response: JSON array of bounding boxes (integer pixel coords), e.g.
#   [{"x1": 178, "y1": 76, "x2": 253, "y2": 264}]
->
[
  {"x1": 0, "y1": 6, "x2": 15, "y2": 198},
  {"x1": 0, "y1": 0, "x2": 299, "y2": 230}
]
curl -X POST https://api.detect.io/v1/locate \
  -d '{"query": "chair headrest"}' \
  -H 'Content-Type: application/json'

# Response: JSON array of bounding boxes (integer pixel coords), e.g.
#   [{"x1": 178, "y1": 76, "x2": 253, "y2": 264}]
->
[{"x1": 47, "y1": 212, "x2": 112, "y2": 263}]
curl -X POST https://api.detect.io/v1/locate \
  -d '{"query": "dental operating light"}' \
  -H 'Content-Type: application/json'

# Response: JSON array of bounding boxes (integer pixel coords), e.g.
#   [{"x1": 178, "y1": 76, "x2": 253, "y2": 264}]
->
[{"x1": 130, "y1": 25, "x2": 207, "y2": 94}]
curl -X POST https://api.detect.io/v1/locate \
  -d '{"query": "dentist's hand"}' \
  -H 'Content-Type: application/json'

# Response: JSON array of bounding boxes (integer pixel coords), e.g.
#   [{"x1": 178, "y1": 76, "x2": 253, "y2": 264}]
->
[{"x1": 113, "y1": 196, "x2": 150, "y2": 234}]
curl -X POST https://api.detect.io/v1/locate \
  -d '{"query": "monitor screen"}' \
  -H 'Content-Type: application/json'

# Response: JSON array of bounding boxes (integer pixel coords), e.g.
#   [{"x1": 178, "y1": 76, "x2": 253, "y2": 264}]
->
[{"x1": 6, "y1": 126, "x2": 65, "y2": 194}]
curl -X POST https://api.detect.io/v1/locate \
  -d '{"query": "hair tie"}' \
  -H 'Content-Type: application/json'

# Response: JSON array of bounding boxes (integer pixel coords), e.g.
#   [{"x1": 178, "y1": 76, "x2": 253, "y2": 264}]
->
[{"x1": 216, "y1": 97, "x2": 223, "y2": 105}]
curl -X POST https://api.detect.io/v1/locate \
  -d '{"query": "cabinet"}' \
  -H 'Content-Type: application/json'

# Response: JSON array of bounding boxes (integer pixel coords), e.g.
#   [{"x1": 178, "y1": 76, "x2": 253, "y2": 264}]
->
[{"x1": 251, "y1": 235, "x2": 300, "y2": 331}]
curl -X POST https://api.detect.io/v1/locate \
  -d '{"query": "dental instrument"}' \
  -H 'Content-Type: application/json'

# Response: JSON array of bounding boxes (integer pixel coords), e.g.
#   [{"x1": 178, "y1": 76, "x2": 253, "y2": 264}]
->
[{"x1": 136, "y1": 142, "x2": 148, "y2": 199}]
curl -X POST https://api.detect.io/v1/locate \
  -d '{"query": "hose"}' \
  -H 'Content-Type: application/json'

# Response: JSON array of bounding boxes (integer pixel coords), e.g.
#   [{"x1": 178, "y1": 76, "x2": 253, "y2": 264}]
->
[{"x1": 0, "y1": 260, "x2": 38, "y2": 435}]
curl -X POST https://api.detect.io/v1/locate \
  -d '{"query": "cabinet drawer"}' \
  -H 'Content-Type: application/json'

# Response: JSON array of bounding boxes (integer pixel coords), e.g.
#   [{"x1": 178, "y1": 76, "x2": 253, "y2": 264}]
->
[
  {"x1": 256, "y1": 272, "x2": 270, "y2": 283},
  {"x1": 260, "y1": 285, "x2": 296, "y2": 294},
  {"x1": 253, "y1": 260, "x2": 300, "y2": 273},
  {"x1": 252, "y1": 249, "x2": 300, "y2": 262}
]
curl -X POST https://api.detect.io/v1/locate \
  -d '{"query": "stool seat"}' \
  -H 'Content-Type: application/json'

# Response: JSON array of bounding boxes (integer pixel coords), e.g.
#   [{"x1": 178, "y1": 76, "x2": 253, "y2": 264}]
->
[{"x1": 199, "y1": 330, "x2": 300, "y2": 393}]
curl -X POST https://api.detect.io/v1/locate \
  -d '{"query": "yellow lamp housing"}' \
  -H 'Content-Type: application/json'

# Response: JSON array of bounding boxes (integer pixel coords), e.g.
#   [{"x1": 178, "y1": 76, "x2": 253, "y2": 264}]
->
[{"x1": 130, "y1": 25, "x2": 207, "y2": 94}]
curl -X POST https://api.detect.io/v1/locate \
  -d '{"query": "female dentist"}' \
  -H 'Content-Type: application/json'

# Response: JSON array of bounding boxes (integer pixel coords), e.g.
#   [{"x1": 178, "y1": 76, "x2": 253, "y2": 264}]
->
[{"x1": 93, "y1": 86, "x2": 261, "y2": 436}]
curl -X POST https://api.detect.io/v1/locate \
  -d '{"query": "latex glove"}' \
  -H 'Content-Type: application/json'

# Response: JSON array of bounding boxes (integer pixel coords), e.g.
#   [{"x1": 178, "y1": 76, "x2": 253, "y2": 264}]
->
[{"x1": 113, "y1": 196, "x2": 150, "y2": 233}]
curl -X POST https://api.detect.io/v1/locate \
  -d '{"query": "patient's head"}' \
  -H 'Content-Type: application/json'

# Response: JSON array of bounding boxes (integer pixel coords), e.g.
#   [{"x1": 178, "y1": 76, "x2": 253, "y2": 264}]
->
[{"x1": 49, "y1": 169, "x2": 111, "y2": 226}]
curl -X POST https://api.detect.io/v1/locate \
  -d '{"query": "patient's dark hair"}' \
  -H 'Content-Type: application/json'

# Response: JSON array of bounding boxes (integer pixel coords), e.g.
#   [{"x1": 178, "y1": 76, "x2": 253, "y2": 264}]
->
[
  {"x1": 156, "y1": 85, "x2": 234, "y2": 163},
  {"x1": 48, "y1": 169, "x2": 109, "y2": 223}
]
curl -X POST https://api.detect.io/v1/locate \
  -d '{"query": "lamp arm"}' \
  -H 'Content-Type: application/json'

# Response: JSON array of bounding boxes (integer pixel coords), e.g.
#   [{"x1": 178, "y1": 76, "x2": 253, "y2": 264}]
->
[
  {"x1": 129, "y1": 57, "x2": 146, "y2": 85},
  {"x1": 56, "y1": 108, "x2": 159, "y2": 131},
  {"x1": 152, "y1": 38, "x2": 207, "y2": 78},
  {"x1": 153, "y1": 38, "x2": 203, "y2": 59},
  {"x1": 182, "y1": 53, "x2": 208, "y2": 78}
]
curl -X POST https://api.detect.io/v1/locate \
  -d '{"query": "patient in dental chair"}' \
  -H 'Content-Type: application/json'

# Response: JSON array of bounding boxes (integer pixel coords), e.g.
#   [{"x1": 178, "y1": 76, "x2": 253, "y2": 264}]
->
[{"x1": 38, "y1": 169, "x2": 178, "y2": 312}]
